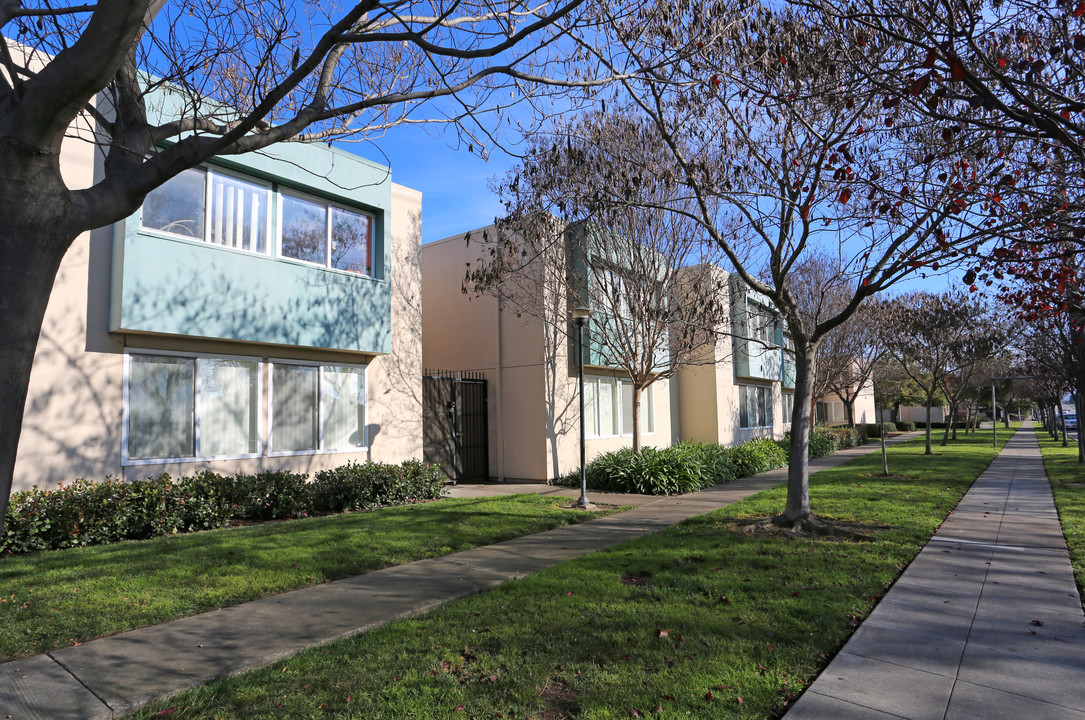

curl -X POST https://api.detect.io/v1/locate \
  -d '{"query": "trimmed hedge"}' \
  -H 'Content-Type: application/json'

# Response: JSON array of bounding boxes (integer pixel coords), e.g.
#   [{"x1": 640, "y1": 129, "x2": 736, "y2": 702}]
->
[
  {"x1": 895, "y1": 421, "x2": 916, "y2": 431},
  {"x1": 1, "y1": 460, "x2": 444, "y2": 555},
  {"x1": 554, "y1": 436, "x2": 788, "y2": 496}
]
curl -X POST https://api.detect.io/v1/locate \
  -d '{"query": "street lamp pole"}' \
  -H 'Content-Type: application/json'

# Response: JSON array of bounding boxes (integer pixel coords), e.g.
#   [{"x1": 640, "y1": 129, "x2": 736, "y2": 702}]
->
[{"x1": 571, "y1": 306, "x2": 593, "y2": 510}]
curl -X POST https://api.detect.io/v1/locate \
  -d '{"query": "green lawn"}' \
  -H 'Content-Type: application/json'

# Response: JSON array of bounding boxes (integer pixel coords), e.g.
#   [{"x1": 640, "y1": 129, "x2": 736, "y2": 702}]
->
[
  {"x1": 1034, "y1": 426, "x2": 1085, "y2": 593},
  {"x1": 125, "y1": 428, "x2": 1015, "y2": 720},
  {"x1": 0, "y1": 495, "x2": 620, "y2": 661}
]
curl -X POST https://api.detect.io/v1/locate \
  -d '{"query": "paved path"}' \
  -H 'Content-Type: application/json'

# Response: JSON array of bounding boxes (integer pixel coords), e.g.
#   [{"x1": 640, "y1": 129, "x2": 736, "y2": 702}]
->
[
  {"x1": 784, "y1": 422, "x2": 1085, "y2": 720},
  {"x1": 0, "y1": 434, "x2": 919, "y2": 720}
]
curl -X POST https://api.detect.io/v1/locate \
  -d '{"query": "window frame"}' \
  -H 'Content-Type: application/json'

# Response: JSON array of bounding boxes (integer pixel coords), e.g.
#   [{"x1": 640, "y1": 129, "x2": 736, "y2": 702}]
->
[
  {"x1": 585, "y1": 375, "x2": 655, "y2": 439},
  {"x1": 138, "y1": 166, "x2": 274, "y2": 253},
  {"x1": 122, "y1": 349, "x2": 264, "y2": 466},
  {"x1": 276, "y1": 186, "x2": 375, "y2": 277},
  {"x1": 738, "y1": 383, "x2": 775, "y2": 430},
  {"x1": 137, "y1": 165, "x2": 376, "y2": 279},
  {"x1": 267, "y1": 359, "x2": 369, "y2": 457}
]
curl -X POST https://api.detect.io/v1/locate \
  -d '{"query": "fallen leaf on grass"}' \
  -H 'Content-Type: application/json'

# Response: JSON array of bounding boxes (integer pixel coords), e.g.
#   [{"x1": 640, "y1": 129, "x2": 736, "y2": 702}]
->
[
  {"x1": 656, "y1": 629, "x2": 669, "y2": 638},
  {"x1": 157, "y1": 710, "x2": 177, "y2": 717}
]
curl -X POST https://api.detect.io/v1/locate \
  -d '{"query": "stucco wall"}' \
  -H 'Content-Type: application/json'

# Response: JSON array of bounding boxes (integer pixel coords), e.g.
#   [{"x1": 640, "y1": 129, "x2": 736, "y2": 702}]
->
[{"x1": 13, "y1": 144, "x2": 423, "y2": 491}]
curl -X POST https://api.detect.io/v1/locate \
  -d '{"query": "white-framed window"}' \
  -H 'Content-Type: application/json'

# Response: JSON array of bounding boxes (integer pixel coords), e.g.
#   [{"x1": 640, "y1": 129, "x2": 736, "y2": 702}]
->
[
  {"x1": 269, "y1": 361, "x2": 368, "y2": 455},
  {"x1": 141, "y1": 166, "x2": 271, "y2": 254},
  {"x1": 783, "y1": 391, "x2": 795, "y2": 425},
  {"x1": 140, "y1": 166, "x2": 374, "y2": 277},
  {"x1": 123, "y1": 351, "x2": 261, "y2": 464},
  {"x1": 816, "y1": 400, "x2": 846, "y2": 424},
  {"x1": 280, "y1": 190, "x2": 372, "y2": 275},
  {"x1": 620, "y1": 379, "x2": 654, "y2": 435},
  {"x1": 584, "y1": 375, "x2": 654, "y2": 438},
  {"x1": 739, "y1": 383, "x2": 774, "y2": 429},
  {"x1": 747, "y1": 302, "x2": 777, "y2": 347}
]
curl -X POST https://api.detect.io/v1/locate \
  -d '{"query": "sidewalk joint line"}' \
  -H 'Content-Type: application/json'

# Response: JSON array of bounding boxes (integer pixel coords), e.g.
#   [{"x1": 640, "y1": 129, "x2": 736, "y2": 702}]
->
[{"x1": 46, "y1": 651, "x2": 115, "y2": 714}]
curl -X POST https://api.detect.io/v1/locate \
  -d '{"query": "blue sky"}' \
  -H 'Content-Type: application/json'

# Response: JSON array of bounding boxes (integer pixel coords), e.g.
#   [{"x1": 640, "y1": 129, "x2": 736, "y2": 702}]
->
[
  {"x1": 342, "y1": 124, "x2": 520, "y2": 245},
  {"x1": 343, "y1": 121, "x2": 959, "y2": 295}
]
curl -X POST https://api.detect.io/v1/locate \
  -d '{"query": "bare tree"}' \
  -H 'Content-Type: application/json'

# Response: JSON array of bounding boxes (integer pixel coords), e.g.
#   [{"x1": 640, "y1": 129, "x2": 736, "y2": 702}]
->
[
  {"x1": 465, "y1": 111, "x2": 730, "y2": 453},
  {"x1": 0, "y1": 0, "x2": 644, "y2": 526},
  {"x1": 572, "y1": 2, "x2": 1007, "y2": 531},
  {"x1": 935, "y1": 306, "x2": 1012, "y2": 445},
  {"x1": 879, "y1": 290, "x2": 990, "y2": 454}
]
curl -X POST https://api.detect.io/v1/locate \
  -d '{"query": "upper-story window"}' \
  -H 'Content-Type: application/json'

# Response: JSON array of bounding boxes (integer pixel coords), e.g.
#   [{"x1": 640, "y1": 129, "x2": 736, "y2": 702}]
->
[
  {"x1": 750, "y1": 304, "x2": 776, "y2": 346},
  {"x1": 140, "y1": 166, "x2": 373, "y2": 276},
  {"x1": 281, "y1": 191, "x2": 372, "y2": 275}
]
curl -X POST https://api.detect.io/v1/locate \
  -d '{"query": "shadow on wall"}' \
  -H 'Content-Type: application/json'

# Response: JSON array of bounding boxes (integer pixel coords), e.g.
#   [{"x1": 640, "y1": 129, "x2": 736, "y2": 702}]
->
[
  {"x1": 121, "y1": 256, "x2": 391, "y2": 354},
  {"x1": 372, "y1": 207, "x2": 423, "y2": 461}
]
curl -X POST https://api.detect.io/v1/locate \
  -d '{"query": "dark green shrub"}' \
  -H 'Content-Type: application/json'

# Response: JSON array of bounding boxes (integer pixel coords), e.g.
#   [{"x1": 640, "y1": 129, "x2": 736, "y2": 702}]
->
[
  {"x1": 807, "y1": 428, "x2": 839, "y2": 458},
  {"x1": 729, "y1": 438, "x2": 788, "y2": 476},
  {"x1": 556, "y1": 439, "x2": 778, "y2": 496},
  {"x1": 311, "y1": 460, "x2": 445, "y2": 512},
  {"x1": 1, "y1": 459, "x2": 442, "y2": 556},
  {"x1": 311, "y1": 463, "x2": 372, "y2": 513},
  {"x1": 229, "y1": 470, "x2": 311, "y2": 520},
  {"x1": 895, "y1": 421, "x2": 916, "y2": 432},
  {"x1": 865, "y1": 423, "x2": 885, "y2": 438},
  {"x1": 173, "y1": 471, "x2": 233, "y2": 532}
]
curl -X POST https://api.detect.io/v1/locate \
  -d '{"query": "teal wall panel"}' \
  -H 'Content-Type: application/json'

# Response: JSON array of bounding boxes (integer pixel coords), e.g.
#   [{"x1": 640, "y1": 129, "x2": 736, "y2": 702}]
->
[{"x1": 111, "y1": 232, "x2": 391, "y2": 353}]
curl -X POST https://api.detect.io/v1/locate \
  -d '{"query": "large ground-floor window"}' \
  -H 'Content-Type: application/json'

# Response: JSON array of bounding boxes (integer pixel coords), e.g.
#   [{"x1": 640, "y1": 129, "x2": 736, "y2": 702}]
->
[
  {"x1": 270, "y1": 362, "x2": 367, "y2": 455},
  {"x1": 816, "y1": 400, "x2": 846, "y2": 424},
  {"x1": 739, "y1": 383, "x2": 774, "y2": 429},
  {"x1": 126, "y1": 352, "x2": 261, "y2": 462},
  {"x1": 124, "y1": 352, "x2": 367, "y2": 464},
  {"x1": 584, "y1": 375, "x2": 655, "y2": 439}
]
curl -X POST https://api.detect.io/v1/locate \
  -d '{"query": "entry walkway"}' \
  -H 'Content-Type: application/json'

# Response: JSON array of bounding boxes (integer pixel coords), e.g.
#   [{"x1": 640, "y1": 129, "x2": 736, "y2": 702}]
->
[
  {"x1": 0, "y1": 434, "x2": 918, "y2": 720},
  {"x1": 784, "y1": 422, "x2": 1085, "y2": 720}
]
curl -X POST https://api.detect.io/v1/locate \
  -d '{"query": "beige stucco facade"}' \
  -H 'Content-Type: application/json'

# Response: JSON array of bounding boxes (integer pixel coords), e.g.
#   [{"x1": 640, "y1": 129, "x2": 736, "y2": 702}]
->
[
  {"x1": 422, "y1": 230, "x2": 672, "y2": 483},
  {"x1": 13, "y1": 134, "x2": 424, "y2": 492},
  {"x1": 676, "y1": 267, "x2": 791, "y2": 446}
]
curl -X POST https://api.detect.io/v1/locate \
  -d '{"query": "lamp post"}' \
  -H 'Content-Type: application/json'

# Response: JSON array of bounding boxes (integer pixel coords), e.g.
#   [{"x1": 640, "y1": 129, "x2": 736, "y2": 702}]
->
[{"x1": 571, "y1": 306, "x2": 594, "y2": 510}]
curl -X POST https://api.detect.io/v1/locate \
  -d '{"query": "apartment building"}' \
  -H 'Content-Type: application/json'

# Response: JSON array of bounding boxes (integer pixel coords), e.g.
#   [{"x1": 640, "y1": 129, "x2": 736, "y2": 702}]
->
[{"x1": 14, "y1": 124, "x2": 423, "y2": 491}]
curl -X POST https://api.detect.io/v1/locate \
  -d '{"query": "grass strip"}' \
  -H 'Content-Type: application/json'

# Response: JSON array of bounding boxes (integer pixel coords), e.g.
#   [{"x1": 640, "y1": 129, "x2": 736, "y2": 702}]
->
[
  {"x1": 0, "y1": 495, "x2": 621, "y2": 661},
  {"x1": 1033, "y1": 426, "x2": 1085, "y2": 594},
  {"x1": 126, "y1": 427, "x2": 1016, "y2": 720}
]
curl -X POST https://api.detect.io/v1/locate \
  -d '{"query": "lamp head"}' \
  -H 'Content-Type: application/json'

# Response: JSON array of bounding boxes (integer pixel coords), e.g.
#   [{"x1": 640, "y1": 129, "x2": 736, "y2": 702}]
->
[{"x1": 571, "y1": 306, "x2": 592, "y2": 327}]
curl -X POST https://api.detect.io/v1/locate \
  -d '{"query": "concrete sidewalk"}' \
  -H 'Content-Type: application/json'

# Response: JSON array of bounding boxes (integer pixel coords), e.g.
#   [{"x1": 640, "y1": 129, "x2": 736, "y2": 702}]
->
[
  {"x1": 0, "y1": 433, "x2": 922, "y2": 720},
  {"x1": 784, "y1": 422, "x2": 1085, "y2": 720}
]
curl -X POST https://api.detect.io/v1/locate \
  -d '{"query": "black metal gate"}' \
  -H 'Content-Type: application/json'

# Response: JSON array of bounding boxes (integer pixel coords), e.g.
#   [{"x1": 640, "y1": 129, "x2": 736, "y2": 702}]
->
[{"x1": 423, "y1": 369, "x2": 489, "y2": 483}]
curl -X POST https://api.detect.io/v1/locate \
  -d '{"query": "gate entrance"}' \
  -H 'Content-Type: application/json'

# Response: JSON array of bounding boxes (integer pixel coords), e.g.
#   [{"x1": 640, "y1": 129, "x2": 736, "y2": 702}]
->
[{"x1": 423, "y1": 369, "x2": 489, "y2": 483}]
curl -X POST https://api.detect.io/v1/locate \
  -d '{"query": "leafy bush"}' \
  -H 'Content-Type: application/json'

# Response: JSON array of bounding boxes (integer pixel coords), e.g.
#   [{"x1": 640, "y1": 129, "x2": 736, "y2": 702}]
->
[
  {"x1": 1, "y1": 459, "x2": 445, "y2": 556},
  {"x1": 228, "y1": 470, "x2": 312, "y2": 521},
  {"x1": 865, "y1": 423, "x2": 889, "y2": 438},
  {"x1": 556, "y1": 438, "x2": 782, "y2": 496},
  {"x1": 895, "y1": 421, "x2": 916, "y2": 431},
  {"x1": 806, "y1": 429, "x2": 838, "y2": 458},
  {"x1": 728, "y1": 438, "x2": 788, "y2": 477}
]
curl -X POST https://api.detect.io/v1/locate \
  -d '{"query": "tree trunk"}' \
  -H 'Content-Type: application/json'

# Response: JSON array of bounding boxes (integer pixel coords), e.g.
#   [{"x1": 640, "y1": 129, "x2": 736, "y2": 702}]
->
[
  {"x1": 844, "y1": 399, "x2": 855, "y2": 427},
  {"x1": 924, "y1": 395, "x2": 934, "y2": 455},
  {"x1": 631, "y1": 384, "x2": 642, "y2": 454},
  {"x1": 780, "y1": 346, "x2": 815, "y2": 525},
  {"x1": 1076, "y1": 392, "x2": 1084, "y2": 464},
  {"x1": 940, "y1": 401, "x2": 954, "y2": 446},
  {"x1": 0, "y1": 222, "x2": 73, "y2": 533},
  {"x1": 1059, "y1": 403, "x2": 1068, "y2": 447}
]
